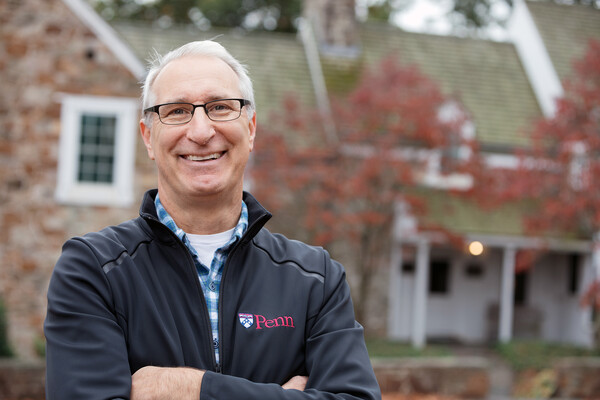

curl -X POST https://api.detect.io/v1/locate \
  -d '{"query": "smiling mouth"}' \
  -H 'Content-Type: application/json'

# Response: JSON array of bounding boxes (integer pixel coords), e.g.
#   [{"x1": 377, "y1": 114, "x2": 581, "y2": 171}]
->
[{"x1": 183, "y1": 152, "x2": 225, "y2": 161}]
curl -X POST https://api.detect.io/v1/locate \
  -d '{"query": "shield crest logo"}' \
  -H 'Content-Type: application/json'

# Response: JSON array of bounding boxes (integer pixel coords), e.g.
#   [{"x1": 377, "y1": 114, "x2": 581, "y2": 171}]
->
[{"x1": 239, "y1": 313, "x2": 254, "y2": 329}]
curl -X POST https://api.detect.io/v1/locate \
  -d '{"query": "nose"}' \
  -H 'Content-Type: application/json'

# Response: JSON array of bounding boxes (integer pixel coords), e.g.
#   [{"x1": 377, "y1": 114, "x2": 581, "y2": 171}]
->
[{"x1": 185, "y1": 108, "x2": 215, "y2": 145}]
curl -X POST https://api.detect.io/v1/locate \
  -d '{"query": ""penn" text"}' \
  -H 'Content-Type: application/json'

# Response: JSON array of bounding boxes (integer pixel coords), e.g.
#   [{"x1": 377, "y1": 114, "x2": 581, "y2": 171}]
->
[{"x1": 254, "y1": 314, "x2": 295, "y2": 330}]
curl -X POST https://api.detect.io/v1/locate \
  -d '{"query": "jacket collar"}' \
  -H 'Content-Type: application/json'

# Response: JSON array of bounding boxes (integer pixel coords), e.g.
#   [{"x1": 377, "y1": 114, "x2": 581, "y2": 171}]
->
[
  {"x1": 139, "y1": 189, "x2": 272, "y2": 243},
  {"x1": 241, "y1": 191, "x2": 272, "y2": 243}
]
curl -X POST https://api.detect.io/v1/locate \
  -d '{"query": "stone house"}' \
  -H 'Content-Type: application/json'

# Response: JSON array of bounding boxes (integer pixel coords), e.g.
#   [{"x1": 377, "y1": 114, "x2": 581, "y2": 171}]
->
[
  {"x1": 0, "y1": 0, "x2": 150, "y2": 358},
  {"x1": 0, "y1": 0, "x2": 599, "y2": 359}
]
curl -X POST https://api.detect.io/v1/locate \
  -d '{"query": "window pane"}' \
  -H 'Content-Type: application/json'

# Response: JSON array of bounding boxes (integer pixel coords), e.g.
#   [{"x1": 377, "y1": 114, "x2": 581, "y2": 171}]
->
[
  {"x1": 568, "y1": 254, "x2": 580, "y2": 295},
  {"x1": 429, "y1": 260, "x2": 450, "y2": 294},
  {"x1": 78, "y1": 114, "x2": 116, "y2": 183},
  {"x1": 514, "y1": 271, "x2": 528, "y2": 305}
]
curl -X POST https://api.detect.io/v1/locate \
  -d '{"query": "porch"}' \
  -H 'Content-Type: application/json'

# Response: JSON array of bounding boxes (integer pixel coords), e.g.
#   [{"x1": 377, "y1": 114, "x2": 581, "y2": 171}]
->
[{"x1": 386, "y1": 234, "x2": 596, "y2": 348}]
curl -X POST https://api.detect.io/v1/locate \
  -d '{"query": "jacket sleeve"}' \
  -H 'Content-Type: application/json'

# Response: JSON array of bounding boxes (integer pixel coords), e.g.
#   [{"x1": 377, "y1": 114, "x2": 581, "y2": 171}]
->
[
  {"x1": 44, "y1": 238, "x2": 131, "y2": 400},
  {"x1": 200, "y1": 254, "x2": 381, "y2": 400}
]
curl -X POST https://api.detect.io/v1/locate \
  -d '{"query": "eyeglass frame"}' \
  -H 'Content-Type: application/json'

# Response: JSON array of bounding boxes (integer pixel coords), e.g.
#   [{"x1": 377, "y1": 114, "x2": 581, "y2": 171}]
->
[{"x1": 143, "y1": 98, "x2": 252, "y2": 125}]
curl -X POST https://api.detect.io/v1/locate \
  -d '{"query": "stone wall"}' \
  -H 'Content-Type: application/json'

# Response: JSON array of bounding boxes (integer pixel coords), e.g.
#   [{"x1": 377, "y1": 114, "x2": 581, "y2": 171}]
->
[
  {"x1": 373, "y1": 357, "x2": 490, "y2": 398},
  {"x1": 2, "y1": 357, "x2": 600, "y2": 399},
  {"x1": 0, "y1": 359, "x2": 45, "y2": 400},
  {"x1": 554, "y1": 357, "x2": 600, "y2": 398},
  {"x1": 0, "y1": 357, "x2": 490, "y2": 400},
  {"x1": 0, "y1": 0, "x2": 154, "y2": 359}
]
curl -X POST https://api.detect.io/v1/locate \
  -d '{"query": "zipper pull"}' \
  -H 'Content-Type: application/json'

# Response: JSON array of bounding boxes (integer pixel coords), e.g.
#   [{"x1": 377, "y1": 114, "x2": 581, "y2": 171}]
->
[{"x1": 215, "y1": 363, "x2": 221, "y2": 373}]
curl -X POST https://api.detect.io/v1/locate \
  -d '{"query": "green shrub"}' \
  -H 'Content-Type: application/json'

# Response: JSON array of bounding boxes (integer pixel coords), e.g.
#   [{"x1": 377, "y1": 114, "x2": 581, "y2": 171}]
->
[
  {"x1": 0, "y1": 298, "x2": 14, "y2": 357},
  {"x1": 34, "y1": 336, "x2": 45, "y2": 358}
]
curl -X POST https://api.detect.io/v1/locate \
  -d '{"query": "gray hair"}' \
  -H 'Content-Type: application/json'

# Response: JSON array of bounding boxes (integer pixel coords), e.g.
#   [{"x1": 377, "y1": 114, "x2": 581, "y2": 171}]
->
[{"x1": 141, "y1": 40, "x2": 255, "y2": 124}]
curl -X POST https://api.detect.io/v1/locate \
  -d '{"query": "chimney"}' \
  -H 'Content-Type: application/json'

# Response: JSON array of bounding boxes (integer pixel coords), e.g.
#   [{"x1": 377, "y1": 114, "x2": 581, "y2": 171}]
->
[{"x1": 303, "y1": 0, "x2": 360, "y2": 57}]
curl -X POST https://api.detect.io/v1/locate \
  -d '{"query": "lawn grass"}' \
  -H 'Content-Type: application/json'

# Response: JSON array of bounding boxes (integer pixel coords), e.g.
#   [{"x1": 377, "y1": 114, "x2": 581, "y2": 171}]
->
[
  {"x1": 495, "y1": 340, "x2": 600, "y2": 370},
  {"x1": 365, "y1": 338, "x2": 452, "y2": 358},
  {"x1": 366, "y1": 337, "x2": 599, "y2": 370}
]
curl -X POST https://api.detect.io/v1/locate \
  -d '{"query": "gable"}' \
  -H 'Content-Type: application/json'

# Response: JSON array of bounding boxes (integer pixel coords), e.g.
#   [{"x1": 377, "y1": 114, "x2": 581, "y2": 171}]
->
[{"x1": 61, "y1": 0, "x2": 145, "y2": 79}]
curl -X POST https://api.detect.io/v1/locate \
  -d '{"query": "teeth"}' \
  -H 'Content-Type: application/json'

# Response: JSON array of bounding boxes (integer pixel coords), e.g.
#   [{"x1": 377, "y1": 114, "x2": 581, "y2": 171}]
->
[{"x1": 185, "y1": 153, "x2": 222, "y2": 161}]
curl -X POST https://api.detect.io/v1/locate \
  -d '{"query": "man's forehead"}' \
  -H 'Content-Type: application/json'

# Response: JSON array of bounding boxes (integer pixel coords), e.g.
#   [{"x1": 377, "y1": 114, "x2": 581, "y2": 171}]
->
[
  {"x1": 158, "y1": 55, "x2": 234, "y2": 80},
  {"x1": 153, "y1": 55, "x2": 239, "y2": 100}
]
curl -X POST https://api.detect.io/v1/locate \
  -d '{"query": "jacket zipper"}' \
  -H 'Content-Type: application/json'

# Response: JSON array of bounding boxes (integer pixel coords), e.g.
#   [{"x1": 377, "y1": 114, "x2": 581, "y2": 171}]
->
[
  {"x1": 180, "y1": 238, "x2": 220, "y2": 372},
  {"x1": 216, "y1": 215, "x2": 267, "y2": 375},
  {"x1": 217, "y1": 241, "x2": 239, "y2": 376},
  {"x1": 156, "y1": 222, "x2": 220, "y2": 373}
]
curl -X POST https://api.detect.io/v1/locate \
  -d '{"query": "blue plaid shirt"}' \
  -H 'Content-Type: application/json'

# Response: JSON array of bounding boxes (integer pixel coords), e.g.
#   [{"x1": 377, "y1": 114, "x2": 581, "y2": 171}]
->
[{"x1": 154, "y1": 193, "x2": 248, "y2": 366}]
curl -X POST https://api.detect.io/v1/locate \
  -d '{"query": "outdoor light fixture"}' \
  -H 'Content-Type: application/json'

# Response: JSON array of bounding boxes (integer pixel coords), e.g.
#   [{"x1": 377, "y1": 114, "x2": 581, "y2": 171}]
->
[{"x1": 468, "y1": 241, "x2": 484, "y2": 256}]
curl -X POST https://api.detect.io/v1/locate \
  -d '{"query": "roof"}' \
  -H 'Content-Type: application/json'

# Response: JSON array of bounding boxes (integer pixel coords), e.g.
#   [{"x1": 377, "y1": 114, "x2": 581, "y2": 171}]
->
[
  {"x1": 527, "y1": 0, "x2": 600, "y2": 82},
  {"x1": 111, "y1": 2, "x2": 600, "y2": 150},
  {"x1": 114, "y1": 20, "x2": 542, "y2": 149},
  {"x1": 102, "y1": 1, "x2": 600, "y2": 144},
  {"x1": 356, "y1": 23, "x2": 541, "y2": 148},
  {"x1": 422, "y1": 192, "x2": 587, "y2": 241}
]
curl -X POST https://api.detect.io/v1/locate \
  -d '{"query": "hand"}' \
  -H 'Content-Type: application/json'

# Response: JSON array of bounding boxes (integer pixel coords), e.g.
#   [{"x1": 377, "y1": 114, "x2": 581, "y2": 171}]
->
[
  {"x1": 282, "y1": 375, "x2": 308, "y2": 391},
  {"x1": 131, "y1": 366, "x2": 204, "y2": 400}
]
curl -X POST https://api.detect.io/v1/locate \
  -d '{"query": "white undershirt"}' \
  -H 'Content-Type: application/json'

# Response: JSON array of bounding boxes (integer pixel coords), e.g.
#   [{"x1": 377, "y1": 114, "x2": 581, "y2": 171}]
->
[{"x1": 187, "y1": 228, "x2": 235, "y2": 268}]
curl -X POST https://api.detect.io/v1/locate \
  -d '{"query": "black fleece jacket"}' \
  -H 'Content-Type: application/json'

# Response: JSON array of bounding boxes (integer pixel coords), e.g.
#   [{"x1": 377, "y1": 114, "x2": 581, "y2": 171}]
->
[{"x1": 44, "y1": 189, "x2": 381, "y2": 400}]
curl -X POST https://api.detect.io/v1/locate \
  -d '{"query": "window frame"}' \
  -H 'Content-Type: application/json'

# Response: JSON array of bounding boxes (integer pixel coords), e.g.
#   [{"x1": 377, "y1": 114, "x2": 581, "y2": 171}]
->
[{"x1": 56, "y1": 94, "x2": 138, "y2": 207}]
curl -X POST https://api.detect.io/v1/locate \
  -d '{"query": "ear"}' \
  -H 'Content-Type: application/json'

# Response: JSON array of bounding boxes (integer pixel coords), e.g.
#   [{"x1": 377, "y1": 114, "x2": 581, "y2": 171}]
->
[
  {"x1": 140, "y1": 118, "x2": 155, "y2": 160},
  {"x1": 247, "y1": 112, "x2": 257, "y2": 153}
]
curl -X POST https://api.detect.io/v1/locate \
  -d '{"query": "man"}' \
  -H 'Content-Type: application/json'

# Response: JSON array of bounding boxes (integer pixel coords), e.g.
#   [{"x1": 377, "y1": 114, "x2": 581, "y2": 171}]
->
[{"x1": 44, "y1": 40, "x2": 381, "y2": 400}]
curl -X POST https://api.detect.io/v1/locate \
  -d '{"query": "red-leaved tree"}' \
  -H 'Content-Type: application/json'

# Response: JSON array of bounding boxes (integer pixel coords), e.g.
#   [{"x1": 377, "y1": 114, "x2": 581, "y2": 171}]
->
[
  {"x1": 474, "y1": 40, "x2": 600, "y2": 345},
  {"x1": 251, "y1": 56, "x2": 479, "y2": 325}
]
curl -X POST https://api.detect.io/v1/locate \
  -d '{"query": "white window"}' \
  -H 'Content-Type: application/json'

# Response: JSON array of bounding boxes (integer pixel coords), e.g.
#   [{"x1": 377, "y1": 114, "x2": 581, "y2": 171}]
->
[{"x1": 56, "y1": 94, "x2": 138, "y2": 207}]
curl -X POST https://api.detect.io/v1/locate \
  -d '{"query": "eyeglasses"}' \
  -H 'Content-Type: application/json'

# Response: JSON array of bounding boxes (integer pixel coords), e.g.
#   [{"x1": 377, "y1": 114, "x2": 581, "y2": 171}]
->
[{"x1": 144, "y1": 98, "x2": 251, "y2": 125}]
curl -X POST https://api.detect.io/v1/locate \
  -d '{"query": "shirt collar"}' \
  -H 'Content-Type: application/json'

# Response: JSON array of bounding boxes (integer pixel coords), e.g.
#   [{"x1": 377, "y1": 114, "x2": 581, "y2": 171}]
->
[{"x1": 154, "y1": 193, "x2": 248, "y2": 250}]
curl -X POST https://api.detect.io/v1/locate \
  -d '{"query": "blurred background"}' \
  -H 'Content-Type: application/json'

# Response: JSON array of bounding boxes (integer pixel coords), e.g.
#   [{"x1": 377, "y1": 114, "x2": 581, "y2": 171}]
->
[{"x1": 0, "y1": 0, "x2": 599, "y2": 398}]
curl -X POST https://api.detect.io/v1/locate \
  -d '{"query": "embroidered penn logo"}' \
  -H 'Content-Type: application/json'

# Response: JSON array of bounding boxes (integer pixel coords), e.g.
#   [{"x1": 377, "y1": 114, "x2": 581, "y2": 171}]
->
[{"x1": 238, "y1": 313, "x2": 254, "y2": 329}]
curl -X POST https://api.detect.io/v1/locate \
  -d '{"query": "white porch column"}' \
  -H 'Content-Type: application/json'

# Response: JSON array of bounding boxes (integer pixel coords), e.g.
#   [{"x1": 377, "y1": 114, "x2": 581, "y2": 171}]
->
[
  {"x1": 593, "y1": 231, "x2": 600, "y2": 280},
  {"x1": 412, "y1": 239, "x2": 430, "y2": 348},
  {"x1": 387, "y1": 243, "x2": 403, "y2": 339},
  {"x1": 499, "y1": 246, "x2": 517, "y2": 342}
]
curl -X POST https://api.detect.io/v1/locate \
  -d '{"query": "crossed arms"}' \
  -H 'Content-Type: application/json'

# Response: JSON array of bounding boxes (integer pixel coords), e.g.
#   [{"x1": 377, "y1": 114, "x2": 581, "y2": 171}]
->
[
  {"x1": 44, "y1": 236, "x2": 381, "y2": 400},
  {"x1": 130, "y1": 367, "x2": 307, "y2": 399}
]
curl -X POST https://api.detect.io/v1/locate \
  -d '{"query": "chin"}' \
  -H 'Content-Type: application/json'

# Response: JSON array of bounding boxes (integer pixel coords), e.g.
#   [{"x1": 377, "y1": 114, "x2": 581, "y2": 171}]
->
[{"x1": 188, "y1": 184, "x2": 228, "y2": 197}]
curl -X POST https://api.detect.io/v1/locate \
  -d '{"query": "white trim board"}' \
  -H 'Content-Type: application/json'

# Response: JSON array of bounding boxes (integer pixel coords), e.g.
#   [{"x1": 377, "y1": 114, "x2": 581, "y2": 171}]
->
[{"x1": 61, "y1": 0, "x2": 146, "y2": 80}]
